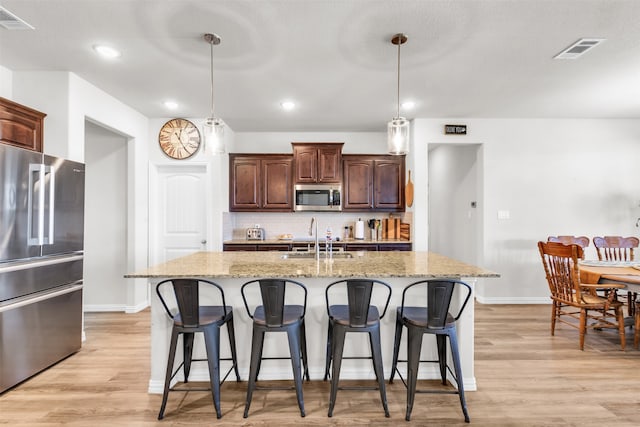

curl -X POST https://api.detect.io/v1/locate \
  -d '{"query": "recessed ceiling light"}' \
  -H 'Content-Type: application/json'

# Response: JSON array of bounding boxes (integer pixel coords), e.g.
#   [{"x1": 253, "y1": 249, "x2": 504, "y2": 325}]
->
[
  {"x1": 401, "y1": 101, "x2": 415, "y2": 110},
  {"x1": 93, "y1": 44, "x2": 121, "y2": 59},
  {"x1": 281, "y1": 101, "x2": 296, "y2": 111},
  {"x1": 163, "y1": 100, "x2": 178, "y2": 110}
]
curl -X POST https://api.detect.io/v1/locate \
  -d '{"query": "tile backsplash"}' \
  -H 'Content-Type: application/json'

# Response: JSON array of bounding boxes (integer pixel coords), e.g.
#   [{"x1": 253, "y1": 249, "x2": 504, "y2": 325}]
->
[{"x1": 223, "y1": 212, "x2": 411, "y2": 241}]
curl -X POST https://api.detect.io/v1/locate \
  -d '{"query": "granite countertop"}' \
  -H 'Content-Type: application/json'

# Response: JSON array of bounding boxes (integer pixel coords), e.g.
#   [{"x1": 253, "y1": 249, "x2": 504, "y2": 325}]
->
[
  {"x1": 223, "y1": 238, "x2": 412, "y2": 244},
  {"x1": 126, "y1": 251, "x2": 499, "y2": 279}
]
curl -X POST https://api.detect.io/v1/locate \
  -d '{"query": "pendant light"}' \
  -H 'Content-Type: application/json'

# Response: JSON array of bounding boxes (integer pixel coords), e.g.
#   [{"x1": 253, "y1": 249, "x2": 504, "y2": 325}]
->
[
  {"x1": 387, "y1": 33, "x2": 409, "y2": 155},
  {"x1": 203, "y1": 33, "x2": 225, "y2": 154}
]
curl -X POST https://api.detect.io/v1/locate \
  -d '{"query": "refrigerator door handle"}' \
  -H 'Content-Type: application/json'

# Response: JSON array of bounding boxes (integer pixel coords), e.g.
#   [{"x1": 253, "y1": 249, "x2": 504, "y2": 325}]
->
[
  {"x1": 27, "y1": 163, "x2": 45, "y2": 246},
  {"x1": 44, "y1": 164, "x2": 55, "y2": 245},
  {"x1": 0, "y1": 254, "x2": 84, "y2": 274},
  {"x1": 0, "y1": 283, "x2": 82, "y2": 314}
]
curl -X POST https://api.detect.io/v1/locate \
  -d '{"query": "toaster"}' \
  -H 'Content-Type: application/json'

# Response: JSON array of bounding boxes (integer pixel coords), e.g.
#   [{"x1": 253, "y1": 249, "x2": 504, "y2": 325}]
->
[{"x1": 246, "y1": 227, "x2": 265, "y2": 241}]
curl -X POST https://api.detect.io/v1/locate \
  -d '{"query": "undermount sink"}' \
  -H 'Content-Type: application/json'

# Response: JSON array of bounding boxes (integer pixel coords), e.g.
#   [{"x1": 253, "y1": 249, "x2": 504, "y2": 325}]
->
[{"x1": 280, "y1": 251, "x2": 354, "y2": 259}]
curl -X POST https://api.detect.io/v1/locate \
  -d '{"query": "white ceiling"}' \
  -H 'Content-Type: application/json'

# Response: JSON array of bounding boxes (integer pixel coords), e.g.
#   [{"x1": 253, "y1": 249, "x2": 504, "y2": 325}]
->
[{"x1": 1, "y1": 0, "x2": 639, "y2": 132}]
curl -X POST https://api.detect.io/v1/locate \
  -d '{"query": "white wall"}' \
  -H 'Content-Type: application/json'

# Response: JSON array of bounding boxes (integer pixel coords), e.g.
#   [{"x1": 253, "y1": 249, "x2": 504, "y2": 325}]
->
[
  {"x1": 11, "y1": 71, "x2": 71, "y2": 158},
  {"x1": 234, "y1": 132, "x2": 387, "y2": 154},
  {"x1": 148, "y1": 117, "x2": 236, "y2": 251},
  {"x1": 428, "y1": 144, "x2": 480, "y2": 266},
  {"x1": 11, "y1": 70, "x2": 150, "y2": 311},
  {"x1": 6, "y1": 66, "x2": 640, "y2": 306},
  {"x1": 0, "y1": 65, "x2": 12, "y2": 99},
  {"x1": 413, "y1": 118, "x2": 640, "y2": 303},
  {"x1": 84, "y1": 121, "x2": 128, "y2": 311}
]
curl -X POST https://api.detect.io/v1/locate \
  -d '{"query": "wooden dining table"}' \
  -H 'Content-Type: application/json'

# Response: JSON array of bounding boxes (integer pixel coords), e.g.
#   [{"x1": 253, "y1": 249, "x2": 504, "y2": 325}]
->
[
  {"x1": 579, "y1": 261, "x2": 640, "y2": 328},
  {"x1": 579, "y1": 261, "x2": 640, "y2": 292}
]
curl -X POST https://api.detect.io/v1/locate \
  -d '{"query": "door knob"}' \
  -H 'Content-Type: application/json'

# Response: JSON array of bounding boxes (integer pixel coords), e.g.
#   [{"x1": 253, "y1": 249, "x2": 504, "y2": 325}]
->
[{"x1": 201, "y1": 240, "x2": 207, "y2": 244}]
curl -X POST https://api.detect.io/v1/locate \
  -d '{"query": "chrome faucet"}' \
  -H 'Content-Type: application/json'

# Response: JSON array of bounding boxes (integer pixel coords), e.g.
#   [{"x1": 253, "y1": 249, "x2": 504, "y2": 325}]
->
[{"x1": 309, "y1": 217, "x2": 319, "y2": 260}]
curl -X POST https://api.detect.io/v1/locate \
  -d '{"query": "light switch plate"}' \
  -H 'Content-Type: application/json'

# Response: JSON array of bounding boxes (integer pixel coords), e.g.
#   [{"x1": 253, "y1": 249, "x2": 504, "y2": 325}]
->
[{"x1": 497, "y1": 210, "x2": 510, "y2": 220}]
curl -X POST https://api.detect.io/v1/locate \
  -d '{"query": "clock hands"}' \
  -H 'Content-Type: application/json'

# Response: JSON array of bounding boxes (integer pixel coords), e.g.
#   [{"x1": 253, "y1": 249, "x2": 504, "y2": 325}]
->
[{"x1": 174, "y1": 129, "x2": 189, "y2": 151}]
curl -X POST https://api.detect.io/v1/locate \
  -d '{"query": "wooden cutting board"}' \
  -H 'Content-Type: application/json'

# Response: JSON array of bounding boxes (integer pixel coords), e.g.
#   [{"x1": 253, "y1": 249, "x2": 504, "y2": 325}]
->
[
  {"x1": 381, "y1": 218, "x2": 401, "y2": 239},
  {"x1": 405, "y1": 170, "x2": 414, "y2": 207},
  {"x1": 400, "y1": 223, "x2": 410, "y2": 241}
]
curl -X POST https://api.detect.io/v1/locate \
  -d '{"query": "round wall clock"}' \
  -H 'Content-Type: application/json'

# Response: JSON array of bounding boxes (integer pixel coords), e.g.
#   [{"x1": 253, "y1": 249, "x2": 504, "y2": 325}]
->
[{"x1": 158, "y1": 118, "x2": 201, "y2": 160}]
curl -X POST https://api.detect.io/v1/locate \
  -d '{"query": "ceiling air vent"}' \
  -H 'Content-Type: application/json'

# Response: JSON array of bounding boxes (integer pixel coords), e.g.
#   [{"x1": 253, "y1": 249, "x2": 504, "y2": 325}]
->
[
  {"x1": 554, "y1": 38, "x2": 605, "y2": 59},
  {"x1": 0, "y1": 6, "x2": 34, "y2": 30}
]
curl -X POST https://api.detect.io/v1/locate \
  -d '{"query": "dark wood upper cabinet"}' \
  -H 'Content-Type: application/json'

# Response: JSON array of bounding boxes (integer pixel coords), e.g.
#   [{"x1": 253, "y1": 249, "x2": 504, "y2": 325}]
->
[
  {"x1": 342, "y1": 154, "x2": 405, "y2": 212},
  {"x1": 262, "y1": 156, "x2": 294, "y2": 210},
  {"x1": 0, "y1": 97, "x2": 46, "y2": 152},
  {"x1": 229, "y1": 154, "x2": 293, "y2": 212},
  {"x1": 343, "y1": 157, "x2": 374, "y2": 210},
  {"x1": 292, "y1": 143, "x2": 343, "y2": 183},
  {"x1": 374, "y1": 157, "x2": 405, "y2": 210}
]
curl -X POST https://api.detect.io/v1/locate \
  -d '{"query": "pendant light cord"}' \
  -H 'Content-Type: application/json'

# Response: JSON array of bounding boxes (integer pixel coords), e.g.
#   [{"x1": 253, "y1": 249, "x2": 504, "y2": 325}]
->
[
  {"x1": 396, "y1": 36, "x2": 401, "y2": 119},
  {"x1": 209, "y1": 40, "x2": 215, "y2": 119}
]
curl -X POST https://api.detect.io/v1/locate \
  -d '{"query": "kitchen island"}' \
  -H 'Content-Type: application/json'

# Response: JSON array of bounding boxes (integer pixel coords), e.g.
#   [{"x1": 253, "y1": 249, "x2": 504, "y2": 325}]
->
[{"x1": 126, "y1": 251, "x2": 498, "y2": 393}]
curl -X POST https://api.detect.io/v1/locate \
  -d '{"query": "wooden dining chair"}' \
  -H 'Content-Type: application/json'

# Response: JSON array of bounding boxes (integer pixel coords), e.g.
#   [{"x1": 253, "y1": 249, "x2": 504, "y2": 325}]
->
[
  {"x1": 538, "y1": 241, "x2": 626, "y2": 350},
  {"x1": 547, "y1": 235, "x2": 590, "y2": 249},
  {"x1": 593, "y1": 236, "x2": 639, "y2": 262},
  {"x1": 593, "y1": 236, "x2": 640, "y2": 316},
  {"x1": 635, "y1": 300, "x2": 640, "y2": 348}
]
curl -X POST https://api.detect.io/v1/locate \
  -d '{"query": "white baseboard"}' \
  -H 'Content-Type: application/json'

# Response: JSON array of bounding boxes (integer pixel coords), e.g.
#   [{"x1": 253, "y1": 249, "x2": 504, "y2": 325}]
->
[
  {"x1": 84, "y1": 300, "x2": 149, "y2": 313},
  {"x1": 476, "y1": 296, "x2": 550, "y2": 304},
  {"x1": 84, "y1": 304, "x2": 127, "y2": 312},
  {"x1": 148, "y1": 379, "x2": 165, "y2": 394},
  {"x1": 125, "y1": 300, "x2": 150, "y2": 313}
]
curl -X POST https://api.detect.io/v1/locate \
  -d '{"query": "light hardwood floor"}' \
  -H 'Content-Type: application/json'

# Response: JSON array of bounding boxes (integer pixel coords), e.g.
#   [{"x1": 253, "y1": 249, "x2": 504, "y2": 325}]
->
[{"x1": 1, "y1": 303, "x2": 640, "y2": 426}]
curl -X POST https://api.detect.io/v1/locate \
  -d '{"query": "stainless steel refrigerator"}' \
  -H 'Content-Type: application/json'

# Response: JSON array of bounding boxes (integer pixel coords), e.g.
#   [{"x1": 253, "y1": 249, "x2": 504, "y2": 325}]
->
[{"x1": 0, "y1": 144, "x2": 84, "y2": 393}]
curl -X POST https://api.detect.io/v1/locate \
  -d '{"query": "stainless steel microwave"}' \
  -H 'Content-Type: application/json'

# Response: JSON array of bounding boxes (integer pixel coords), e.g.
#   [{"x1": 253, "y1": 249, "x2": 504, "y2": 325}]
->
[{"x1": 294, "y1": 184, "x2": 342, "y2": 211}]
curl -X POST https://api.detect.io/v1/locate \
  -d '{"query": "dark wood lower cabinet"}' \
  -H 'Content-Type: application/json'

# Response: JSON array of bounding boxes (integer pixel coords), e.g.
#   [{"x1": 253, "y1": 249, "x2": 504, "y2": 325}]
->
[
  {"x1": 377, "y1": 243, "x2": 412, "y2": 251},
  {"x1": 257, "y1": 244, "x2": 291, "y2": 251},
  {"x1": 222, "y1": 244, "x2": 258, "y2": 251},
  {"x1": 345, "y1": 244, "x2": 378, "y2": 251}
]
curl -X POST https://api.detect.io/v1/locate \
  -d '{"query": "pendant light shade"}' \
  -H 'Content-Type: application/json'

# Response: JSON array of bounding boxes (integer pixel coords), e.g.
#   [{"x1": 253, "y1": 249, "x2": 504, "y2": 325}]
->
[
  {"x1": 203, "y1": 33, "x2": 225, "y2": 155},
  {"x1": 203, "y1": 116, "x2": 225, "y2": 154},
  {"x1": 388, "y1": 117, "x2": 410, "y2": 155},
  {"x1": 387, "y1": 33, "x2": 409, "y2": 155}
]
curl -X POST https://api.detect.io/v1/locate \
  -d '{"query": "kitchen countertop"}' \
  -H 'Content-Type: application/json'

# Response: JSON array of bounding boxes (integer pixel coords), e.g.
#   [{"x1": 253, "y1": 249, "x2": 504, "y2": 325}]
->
[
  {"x1": 223, "y1": 238, "x2": 412, "y2": 244},
  {"x1": 127, "y1": 251, "x2": 498, "y2": 392},
  {"x1": 125, "y1": 250, "x2": 498, "y2": 279}
]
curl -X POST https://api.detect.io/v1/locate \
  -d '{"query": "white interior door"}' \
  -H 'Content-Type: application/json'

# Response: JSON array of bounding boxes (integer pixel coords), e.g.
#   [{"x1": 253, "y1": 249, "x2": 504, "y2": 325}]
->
[{"x1": 151, "y1": 163, "x2": 209, "y2": 264}]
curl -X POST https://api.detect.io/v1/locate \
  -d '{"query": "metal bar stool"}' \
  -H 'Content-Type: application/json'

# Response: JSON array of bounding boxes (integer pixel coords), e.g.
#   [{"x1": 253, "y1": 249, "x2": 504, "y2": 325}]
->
[
  {"x1": 324, "y1": 278, "x2": 392, "y2": 418},
  {"x1": 156, "y1": 278, "x2": 240, "y2": 420},
  {"x1": 389, "y1": 279, "x2": 472, "y2": 422},
  {"x1": 241, "y1": 278, "x2": 310, "y2": 418}
]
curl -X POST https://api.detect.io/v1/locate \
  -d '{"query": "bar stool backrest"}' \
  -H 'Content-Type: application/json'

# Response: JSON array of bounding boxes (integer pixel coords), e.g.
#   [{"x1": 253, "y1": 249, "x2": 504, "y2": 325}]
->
[
  {"x1": 241, "y1": 278, "x2": 308, "y2": 327},
  {"x1": 156, "y1": 278, "x2": 228, "y2": 328},
  {"x1": 260, "y1": 279, "x2": 287, "y2": 327},
  {"x1": 400, "y1": 279, "x2": 472, "y2": 329},
  {"x1": 347, "y1": 280, "x2": 374, "y2": 327},
  {"x1": 326, "y1": 279, "x2": 392, "y2": 327}
]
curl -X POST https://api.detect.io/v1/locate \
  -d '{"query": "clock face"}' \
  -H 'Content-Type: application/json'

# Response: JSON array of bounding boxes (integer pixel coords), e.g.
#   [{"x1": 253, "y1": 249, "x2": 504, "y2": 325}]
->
[{"x1": 158, "y1": 118, "x2": 201, "y2": 160}]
